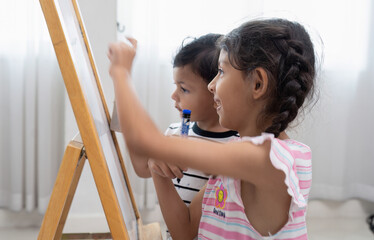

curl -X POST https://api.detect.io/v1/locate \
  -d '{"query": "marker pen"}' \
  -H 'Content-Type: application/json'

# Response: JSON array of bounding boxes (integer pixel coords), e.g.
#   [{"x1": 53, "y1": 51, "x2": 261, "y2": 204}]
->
[
  {"x1": 177, "y1": 109, "x2": 191, "y2": 183},
  {"x1": 181, "y1": 109, "x2": 191, "y2": 136}
]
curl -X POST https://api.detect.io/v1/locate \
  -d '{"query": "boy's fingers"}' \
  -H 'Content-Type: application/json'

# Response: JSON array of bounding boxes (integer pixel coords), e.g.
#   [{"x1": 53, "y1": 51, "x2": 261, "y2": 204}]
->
[
  {"x1": 159, "y1": 162, "x2": 176, "y2": 179},
  {"x1": 169, "y1": 165, "x2": 183, "y2": 179},
  {"x1": 149, "y1": 159, "x2": 176, "y2": 179},
  {"x1": 149, "y1": 160, "x2": 166, "y2": 177}
]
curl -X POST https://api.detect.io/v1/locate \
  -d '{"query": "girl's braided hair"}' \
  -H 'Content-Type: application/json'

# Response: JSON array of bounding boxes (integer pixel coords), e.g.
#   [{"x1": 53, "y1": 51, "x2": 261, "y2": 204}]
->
[{"x1": 219, "y1": 18, "x2": 316, "y2": 137}]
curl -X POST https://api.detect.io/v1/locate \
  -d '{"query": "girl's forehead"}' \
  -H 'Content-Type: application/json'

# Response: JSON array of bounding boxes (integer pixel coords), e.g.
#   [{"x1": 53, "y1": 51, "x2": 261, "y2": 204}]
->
[{"x1": 218, "y1": 50, "x2": 229, "y2": 65}]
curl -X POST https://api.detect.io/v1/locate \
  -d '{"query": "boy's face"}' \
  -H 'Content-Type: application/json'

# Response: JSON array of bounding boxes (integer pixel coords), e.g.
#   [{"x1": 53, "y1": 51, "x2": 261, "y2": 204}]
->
[{"x1": 172, "y1": 65, "x2": 217, "y2": 122}]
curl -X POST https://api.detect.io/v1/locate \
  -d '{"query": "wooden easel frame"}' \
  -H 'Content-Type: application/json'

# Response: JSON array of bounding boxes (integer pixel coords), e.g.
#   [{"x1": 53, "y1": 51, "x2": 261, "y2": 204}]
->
[
  {"x1": 38, "y1": 137, "x2": 95, "y2": 239},
  {"x1": 38, "y1": 0, "x2": 160, "y2": 239}
]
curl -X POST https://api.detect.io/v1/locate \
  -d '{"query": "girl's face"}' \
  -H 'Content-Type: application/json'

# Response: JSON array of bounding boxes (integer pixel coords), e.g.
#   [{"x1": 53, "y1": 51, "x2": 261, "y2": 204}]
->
[
  {"x1": 208, "y1": 50, "x2": 254, "y2": 131},
  {"x1": 171, "y1": 65, "x2": 218, "y2": 122}
]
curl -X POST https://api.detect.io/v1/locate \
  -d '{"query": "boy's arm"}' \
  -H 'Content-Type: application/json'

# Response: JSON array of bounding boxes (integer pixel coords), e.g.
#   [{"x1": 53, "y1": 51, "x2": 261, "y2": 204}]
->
[{"x1": 149, "y1": 159, "x2": 203, "y2": 240}]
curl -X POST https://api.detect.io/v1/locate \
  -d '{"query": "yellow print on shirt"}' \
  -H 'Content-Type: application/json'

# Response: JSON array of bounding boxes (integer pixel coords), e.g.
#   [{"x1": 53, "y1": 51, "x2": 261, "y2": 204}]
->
[{"x1": 215, "y1": 184, "x2": 227, "y2": 209}]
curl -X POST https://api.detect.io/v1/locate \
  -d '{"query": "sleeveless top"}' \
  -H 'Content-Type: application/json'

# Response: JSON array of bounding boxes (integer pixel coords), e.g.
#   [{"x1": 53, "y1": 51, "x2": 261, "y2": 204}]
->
[
  {"x1": 164, "y1": 122, "x2": 239, "y2": 239},
  {"x1": 198, "y1": 133, "x2": 312, "y2": 240}
]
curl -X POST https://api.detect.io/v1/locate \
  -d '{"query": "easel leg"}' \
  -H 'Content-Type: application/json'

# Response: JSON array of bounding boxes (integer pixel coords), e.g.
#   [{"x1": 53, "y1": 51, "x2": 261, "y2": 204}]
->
[{"x1": 38, "y1": 140, "x2": 86, "y2": 240}]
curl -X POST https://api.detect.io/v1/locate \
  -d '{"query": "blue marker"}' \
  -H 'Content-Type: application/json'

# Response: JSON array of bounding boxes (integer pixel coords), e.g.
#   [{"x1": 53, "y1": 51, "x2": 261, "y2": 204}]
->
[
  {"x1": 177, "y1": 109, "x2": 191, "y2": 183},
  {"x1": 181, "y1": 109, "x2": 191, "y2": 136}
]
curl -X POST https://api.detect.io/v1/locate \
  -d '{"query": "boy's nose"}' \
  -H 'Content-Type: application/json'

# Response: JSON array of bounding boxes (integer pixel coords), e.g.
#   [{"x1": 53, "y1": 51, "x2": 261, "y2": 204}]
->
[{"x1": 171, "y1": 90, "x2": 178, "y2": 101}]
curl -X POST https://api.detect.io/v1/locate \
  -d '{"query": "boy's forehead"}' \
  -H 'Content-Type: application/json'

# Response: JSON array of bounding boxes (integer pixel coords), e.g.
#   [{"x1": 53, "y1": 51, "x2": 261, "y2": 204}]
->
[{"x1": 173, "y1": 66, "x2": 206, "y2": 87}]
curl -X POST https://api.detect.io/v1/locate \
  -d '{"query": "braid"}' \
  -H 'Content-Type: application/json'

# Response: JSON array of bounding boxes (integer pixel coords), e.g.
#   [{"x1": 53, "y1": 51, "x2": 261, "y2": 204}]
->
[
  {"x1": 220, "y1": 19, "x2": 316, "y2": 138},
  {"x1": 266, "y1": 36, "x2": 313, "y2": 137}
]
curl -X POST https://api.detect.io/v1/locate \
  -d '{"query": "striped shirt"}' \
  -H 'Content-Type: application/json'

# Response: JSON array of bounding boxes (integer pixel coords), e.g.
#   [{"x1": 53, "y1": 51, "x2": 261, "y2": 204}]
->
[
  {"x1": 165, "y1": 122, "x2": 239, "y2": 206},
  {"x1": 198, "y1": 133, "x2": 312, "y2": 240}
]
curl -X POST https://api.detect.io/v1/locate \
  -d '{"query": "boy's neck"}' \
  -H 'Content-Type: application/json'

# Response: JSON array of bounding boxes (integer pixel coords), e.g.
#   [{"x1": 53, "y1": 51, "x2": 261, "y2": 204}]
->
[{"x1": 195, "y1": 121, "x2": 231, "y2": 133}]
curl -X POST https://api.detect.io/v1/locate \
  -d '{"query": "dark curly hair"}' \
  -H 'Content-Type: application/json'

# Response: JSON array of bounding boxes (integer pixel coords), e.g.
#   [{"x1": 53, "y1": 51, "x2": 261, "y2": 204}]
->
[
  {"x1": 219, "y1": 18, "x2": 316, "y2": 137},
  {"x1": 173, "y1": 33, "x2": 223, "y2": 84}
]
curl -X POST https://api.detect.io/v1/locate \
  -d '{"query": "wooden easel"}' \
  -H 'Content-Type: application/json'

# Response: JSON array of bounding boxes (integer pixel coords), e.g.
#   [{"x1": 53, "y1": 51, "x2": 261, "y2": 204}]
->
[
  {"x1": 38, "y1": 135, "x2": 94, "y2": 239},
  {"x1": 38, "y1": 134, "x2": 161, "y2": 239},
  {"x1": 38, "y1": 0, "x2": 162, "y2": 239}
]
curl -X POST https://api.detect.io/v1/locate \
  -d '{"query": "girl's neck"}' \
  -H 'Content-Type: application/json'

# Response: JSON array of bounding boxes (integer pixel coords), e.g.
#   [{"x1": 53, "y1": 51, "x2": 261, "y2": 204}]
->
[
  {"x1": 238, "y1": 129, "x2": 290, "y2": 139},
  {"x1": 238, "y1": 128, "x2": 262, "y2": 138},
  {"x1": 278, "y1": 131, "x2": 289, "y2": 140}
]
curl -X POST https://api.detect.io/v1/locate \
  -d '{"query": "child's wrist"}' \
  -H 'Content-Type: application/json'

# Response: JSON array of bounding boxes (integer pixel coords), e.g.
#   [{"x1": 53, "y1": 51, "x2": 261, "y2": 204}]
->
[{"x1": 110, "y1": 66, "x2": 131, "y2": 81}]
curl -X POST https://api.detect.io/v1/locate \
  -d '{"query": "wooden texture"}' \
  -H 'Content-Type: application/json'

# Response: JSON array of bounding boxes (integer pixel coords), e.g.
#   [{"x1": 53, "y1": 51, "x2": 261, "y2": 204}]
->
[
  {"x1": 61, "y1": 232, "x2": 112, "y2": 239},
  {"x1": 38, "y1": 141, "x2": 86, "y2": 240}
]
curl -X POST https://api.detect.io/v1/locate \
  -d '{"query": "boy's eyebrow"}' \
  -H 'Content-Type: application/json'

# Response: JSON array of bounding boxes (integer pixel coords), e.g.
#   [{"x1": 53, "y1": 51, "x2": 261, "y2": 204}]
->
[{"x1": 176, "y1": 80, "x2": 185, "y2": 84}]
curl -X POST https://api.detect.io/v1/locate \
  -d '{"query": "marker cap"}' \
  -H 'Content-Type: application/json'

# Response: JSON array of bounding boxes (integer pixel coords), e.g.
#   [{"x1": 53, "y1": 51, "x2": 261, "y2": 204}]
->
[{"x1": 182, "y1": 109, "x2": 191, "y2": 118}]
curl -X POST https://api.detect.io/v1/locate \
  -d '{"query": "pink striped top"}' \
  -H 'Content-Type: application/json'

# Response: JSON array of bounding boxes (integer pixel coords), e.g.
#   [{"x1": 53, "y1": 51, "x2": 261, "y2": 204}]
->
[{"x1": 198, "y1": 133, "x2": 312, "y2": 240}]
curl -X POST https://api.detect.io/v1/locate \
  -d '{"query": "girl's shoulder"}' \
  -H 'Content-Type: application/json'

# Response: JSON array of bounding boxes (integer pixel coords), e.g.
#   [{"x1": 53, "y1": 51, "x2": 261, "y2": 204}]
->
[
  {"x1": 240, "y1": 133, "x2": 311, "y2": 155},
  {"x1": 241, "y1": 133, "x2": 312, "y2": 208},
  {"x1": 283, "y1": 138, "x2": 311, "y2": 152}
]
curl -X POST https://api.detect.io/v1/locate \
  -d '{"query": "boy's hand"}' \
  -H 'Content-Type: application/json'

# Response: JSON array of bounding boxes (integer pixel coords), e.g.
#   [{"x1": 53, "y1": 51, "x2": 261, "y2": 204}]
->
[
  {"x1": 148, "y1": 159, "x2": 187, "y2": 179},
  {"x1": 108, "y1": 37, "x2": 137, "y2": 78}
]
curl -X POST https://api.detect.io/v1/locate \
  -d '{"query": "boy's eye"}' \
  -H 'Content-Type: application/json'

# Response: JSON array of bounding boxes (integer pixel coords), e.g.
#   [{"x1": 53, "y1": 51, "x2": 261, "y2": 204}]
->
[
  {"x1": 181, "y1": 87, "x2": 189, "y2": 93},
  {"x1": 218, "y1": 68, "x2": 224, "y2": 75}
]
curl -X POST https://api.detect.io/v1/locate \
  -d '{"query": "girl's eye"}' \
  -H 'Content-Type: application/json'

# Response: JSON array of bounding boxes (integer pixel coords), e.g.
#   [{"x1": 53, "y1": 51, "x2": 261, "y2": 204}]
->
[{"x1": 218, "y1": 68, "x2": 224, "y2": 75}]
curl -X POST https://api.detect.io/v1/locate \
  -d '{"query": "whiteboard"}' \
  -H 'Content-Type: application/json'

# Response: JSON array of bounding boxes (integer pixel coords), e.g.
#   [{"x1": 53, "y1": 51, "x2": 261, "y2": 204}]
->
[{"x1": 54, "y1": 0, "x2": 138, "y2": 238}]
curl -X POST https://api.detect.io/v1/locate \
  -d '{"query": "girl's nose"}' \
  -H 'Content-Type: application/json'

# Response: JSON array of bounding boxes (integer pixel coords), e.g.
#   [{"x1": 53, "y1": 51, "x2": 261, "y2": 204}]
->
[{"x1": 208, "y1": 75, "x2": 217, "y2": 93}]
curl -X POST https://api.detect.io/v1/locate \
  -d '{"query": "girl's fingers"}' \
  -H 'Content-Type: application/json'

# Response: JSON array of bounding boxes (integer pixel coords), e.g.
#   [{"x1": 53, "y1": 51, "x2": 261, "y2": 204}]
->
[
  {"x1": 127, "y1": 37, "x2": 137, "y2": 50},
  {"x1": 107, "y1": 51, "x2": 113, "y2": 62},
  {"x1": 107, "y1": 44, "x2": 117, "y2": 62}
]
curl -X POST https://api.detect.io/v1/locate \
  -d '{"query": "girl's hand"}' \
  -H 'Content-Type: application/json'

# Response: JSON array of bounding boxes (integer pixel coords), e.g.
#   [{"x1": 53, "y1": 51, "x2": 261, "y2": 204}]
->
[
  {"x1": 108, "y1": 37, "x2": 137, "y2": 78},
  {"x1": 148, "y1": 159, "x2": 187, "y2": 179}
]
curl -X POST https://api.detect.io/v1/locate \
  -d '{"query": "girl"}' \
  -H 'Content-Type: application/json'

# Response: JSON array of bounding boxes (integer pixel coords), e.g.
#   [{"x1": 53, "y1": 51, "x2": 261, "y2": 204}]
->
[{"x1": 108, "y1": 18, "x2": 316, "y2": 239}]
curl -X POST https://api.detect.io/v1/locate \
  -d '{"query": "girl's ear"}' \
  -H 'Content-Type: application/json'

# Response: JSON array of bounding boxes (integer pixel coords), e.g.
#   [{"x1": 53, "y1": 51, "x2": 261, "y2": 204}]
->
[{"x1": 252, "y1": 68, "x2": 268, "y2": 100}]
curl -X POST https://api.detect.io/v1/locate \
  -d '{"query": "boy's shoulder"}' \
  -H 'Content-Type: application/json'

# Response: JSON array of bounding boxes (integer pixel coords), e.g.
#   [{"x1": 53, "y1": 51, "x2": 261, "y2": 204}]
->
[
  {"x1": 164, "y1": 122, "x2": 182, "y2": 136},
  {"x1": 168, "y1": 122, "x2": 181, "y2": 129}
]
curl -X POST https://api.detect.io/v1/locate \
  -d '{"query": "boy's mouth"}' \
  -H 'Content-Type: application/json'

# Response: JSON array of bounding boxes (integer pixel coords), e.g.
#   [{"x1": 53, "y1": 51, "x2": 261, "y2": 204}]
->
[{"x1": 175, "y1": 105, "x2": 182, "y2": 112}]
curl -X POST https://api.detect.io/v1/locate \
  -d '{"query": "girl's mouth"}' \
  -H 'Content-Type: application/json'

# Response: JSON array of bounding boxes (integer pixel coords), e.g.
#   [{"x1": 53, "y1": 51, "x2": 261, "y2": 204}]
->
[{"x1": 214, "y1": 98, "x2": 221, "y2": 111}]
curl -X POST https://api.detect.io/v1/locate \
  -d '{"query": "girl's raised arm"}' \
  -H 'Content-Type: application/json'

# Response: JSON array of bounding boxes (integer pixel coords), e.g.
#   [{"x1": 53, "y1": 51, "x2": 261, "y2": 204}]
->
[{"x1": 108, "y1": 40, "x2": 283, "y2": 189}]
